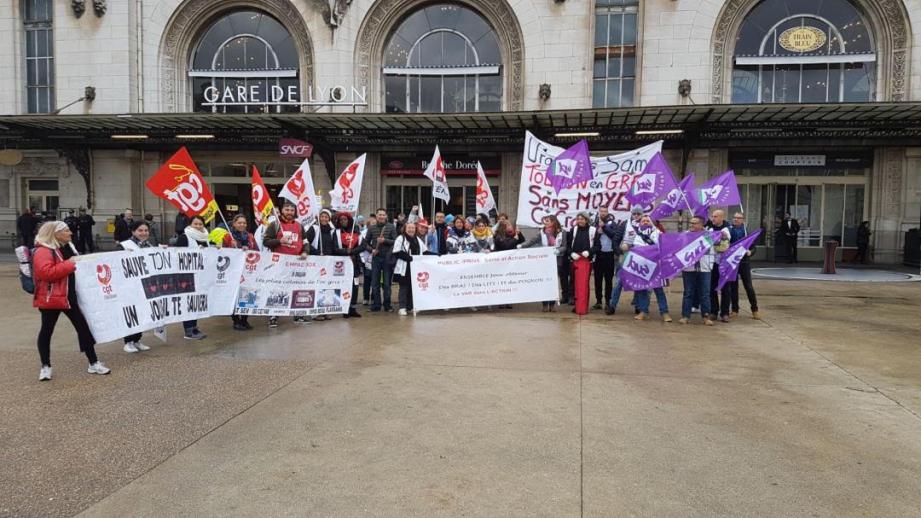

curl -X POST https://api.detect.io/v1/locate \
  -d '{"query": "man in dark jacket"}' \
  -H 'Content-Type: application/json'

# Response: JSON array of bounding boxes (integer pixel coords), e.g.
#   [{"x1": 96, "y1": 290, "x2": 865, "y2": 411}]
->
[
  {"x1": 64, "y1": 211, "x2": 79, "y2": 235},
  {"x1": 728, "y1": 212, "x2": 760, "y2": 320},
  {"x1": 706, "y1": 209, "x2": 732, "y2": 322},
  {"x1": 592, "y1": 207, "x2": 621, "y2": 311},
  {"x1": 363, "y1": 208, "x2": 397, "y2": 312},
  {"x1": 113, "y1": 208, "x2": 134, "y2": 242},
  {"x1": 76, "y1": 208, "x2": 96, "y2": 253},
  {"x1": 603, "y1": 218, "x2": 629, "y2": 315},
  {"x1": 432, "y1": 211, "x2": 450, "y2": 255},
  {"x1": 781, "y1": 213, "x2": 800, "y2": 263},
  {"x1": 17, "y1": 208, "x2": 39, "y2": 247}
]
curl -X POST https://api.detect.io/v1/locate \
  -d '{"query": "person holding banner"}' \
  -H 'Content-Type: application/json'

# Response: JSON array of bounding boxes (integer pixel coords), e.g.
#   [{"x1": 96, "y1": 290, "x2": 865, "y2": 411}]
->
[
  {"x1": 307, "y1": 209, "x2": 337, "y2": 257},
  {"x1": 728, "y1": 212, "x2": 760, "y2": 320},
  {"x1": 566, "y1": 213, "x2": 598, "y2": 316},
  {"x1": 334, "y1": 212, "x2": 363, "y2": 319},
  {"x1": 432, "y1": 212, "x2": 450, "y2": 255},
  {"x1": 706, "y1": 210, "x2": 733, "y2": 323},
  {"x1": 492, "y1": 220, "x2": 525, "y2": 252},
  {"x1": 471, "y1": 218, "x2": 494, "y2": 253},
  {"x1": 33, "y1": 221, "x2": 110, "y2": 380},
  {"x1": 263, "y1": 201, "x2": 311, "y2": 326},
  {"x1": 392, "y1": 222, "x2": 429, "y2": 316},
  {"x1": 593, "y1": 207, "x2": 619, "y2": 311},
  {"x1": 631, "y1": 216, "x2": 671, "y2": 322},
  {"x1": 224, "y1": 214, "x2": 257, "y2": 331},
  {"x1": 115, "y1": 220, "x2": 158, "y2": 351},
  {"x1": 173, "y1": 215, "x2": 211, "y2": 340},
  {"x1": 447, "y1": 217, "x2": 475, "y2": 254},
  {"x1": 520, "y1": 215, "x2": 567, "y2": 312},
  {"x1": 680, "y1": 216, "x2": 716, "y2": 326}
]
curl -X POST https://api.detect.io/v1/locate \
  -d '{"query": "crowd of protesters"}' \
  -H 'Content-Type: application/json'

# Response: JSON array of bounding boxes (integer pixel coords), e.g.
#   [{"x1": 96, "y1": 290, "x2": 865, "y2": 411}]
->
[{"x1": 22, "y1": 202, "x2": 764, "y2": 381}]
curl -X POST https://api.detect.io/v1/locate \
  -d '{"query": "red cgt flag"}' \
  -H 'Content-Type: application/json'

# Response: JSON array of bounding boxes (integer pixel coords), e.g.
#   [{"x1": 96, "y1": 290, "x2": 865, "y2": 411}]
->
[
  {"x1": 251, "y1": 165, "x2": 276, "y2": 224},
  {"x1": 146, "y1": 147, "x2": 219, "y2": 223}
]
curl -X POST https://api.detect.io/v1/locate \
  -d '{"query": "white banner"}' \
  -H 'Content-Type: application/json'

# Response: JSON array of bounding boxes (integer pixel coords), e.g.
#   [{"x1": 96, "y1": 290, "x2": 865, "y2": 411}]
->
[
  {"x1": 410, "y1": 248, "x2": 559, "y2": 311},
  {"x1": 516, "y1": 131, "x2": 663, "y2": 228},
  {"x1": 236, "y1": 252, "x2": 354, "y2": 316},
  {"x1": 74, "y1": 248, "x2": 245, "y2": 343}
]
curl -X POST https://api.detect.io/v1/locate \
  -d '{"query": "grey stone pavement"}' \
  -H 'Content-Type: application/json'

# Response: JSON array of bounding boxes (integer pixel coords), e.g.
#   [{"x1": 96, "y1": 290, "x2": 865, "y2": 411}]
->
[{"x1": 1, "y1": 263, "x2": 920, "y2": 517}]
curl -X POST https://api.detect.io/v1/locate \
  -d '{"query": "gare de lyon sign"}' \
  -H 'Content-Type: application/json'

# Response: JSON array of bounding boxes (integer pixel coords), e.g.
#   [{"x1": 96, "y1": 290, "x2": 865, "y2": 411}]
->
[{"x1": 190, "y1": 69, "x2": 368, "y2": 107}]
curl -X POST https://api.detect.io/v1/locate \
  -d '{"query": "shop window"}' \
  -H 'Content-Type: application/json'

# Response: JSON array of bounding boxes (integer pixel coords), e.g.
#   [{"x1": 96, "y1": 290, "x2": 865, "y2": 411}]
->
[
  {"x1": 23, "y1": 0, "x2": 54, "y2": 113},
  {"x1": 593, "y1": 0, "x2": 638, "y2": 108},
  {"x1": 190, "y1": 11, "x2": 300, "y2": 113},
  {"x1": 383, "y1": 4, "x2": 503, "y2": 113},
  {"x1": 732, "y1": 0, "x2": 876, "y2": 103}
]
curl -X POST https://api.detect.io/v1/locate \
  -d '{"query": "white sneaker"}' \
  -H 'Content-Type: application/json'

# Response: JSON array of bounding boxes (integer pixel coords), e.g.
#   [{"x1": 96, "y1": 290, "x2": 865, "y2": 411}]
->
[
  {"x1": 398, "y1": 308, "x2": 408, "y2": 316},
  {"x1": 135, "y1": 342, "x2": 151, "y2": 351},
  {"x1": 412, "y1": 309, "x2": 418, "y2": 316},
  {"x1": 123, "y1": 342, "x2": 139, "y2": 353},
  {"x1": 87, "y1": 362, "x2": 111, "y2": 375},
  {"x1": 39, "y1": 366, "x2": 52, "y2": 381}
]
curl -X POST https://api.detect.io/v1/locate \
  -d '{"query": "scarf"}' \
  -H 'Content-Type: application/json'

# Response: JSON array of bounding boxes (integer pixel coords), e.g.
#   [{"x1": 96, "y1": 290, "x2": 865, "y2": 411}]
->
[
  {"x1": 452, "y1": 227, "x2": 467, "y2": 239},
  {"x1": 543, "y1": 228, "x2": 557, "y2": 247},
  {"x1": 131, "y1": 236, "x2": 151, "y2": 248},
  {"x1": 184, "y1": 226, "x2": 209, "y2": 246},
  {"x1": 230, "y1": 229, "x2": 250, "y2": 248},
  {"x1": 472, "y1": 227, "x2": 492, "y2": 240}
]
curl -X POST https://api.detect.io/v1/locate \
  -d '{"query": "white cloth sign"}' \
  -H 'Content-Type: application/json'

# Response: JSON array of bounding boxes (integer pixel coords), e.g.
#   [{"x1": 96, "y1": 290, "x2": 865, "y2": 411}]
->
[
  {"x1": 236, "y1": 252, "x2": 354, "y2": 316},
  {"x1": 515, "y1": 131, "x2": 663, "y2": 228},
  {"x1": 410, "y1": 248, "x2": 559, "y2": 311},
  {"x1": 330, "y1": 154, "x2": 366, "y2": 213},
  {"x1": 74, "y1": 248, "x2": 245, "y2": 343}
]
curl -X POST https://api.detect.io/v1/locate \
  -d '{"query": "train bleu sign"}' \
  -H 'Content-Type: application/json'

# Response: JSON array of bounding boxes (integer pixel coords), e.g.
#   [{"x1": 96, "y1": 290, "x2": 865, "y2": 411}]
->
[{"x1": 189, "y1": 68, "x2": 368, "y2": 107}]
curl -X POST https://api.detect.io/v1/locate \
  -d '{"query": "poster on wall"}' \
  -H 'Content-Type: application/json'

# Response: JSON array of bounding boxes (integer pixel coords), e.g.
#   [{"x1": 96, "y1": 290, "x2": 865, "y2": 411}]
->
[
  {"x1": 410, "y1": 248, "x2": 559, "y2": 311},
  {"x1": 515, "y1": 131, "x2": 663, "y2": 228},
  {"x1": 74, "y1": 248, "x2": 245, "y2": 343},
  {"x1": 235, "y1": 252, "x2": 354, "y2": 317}
]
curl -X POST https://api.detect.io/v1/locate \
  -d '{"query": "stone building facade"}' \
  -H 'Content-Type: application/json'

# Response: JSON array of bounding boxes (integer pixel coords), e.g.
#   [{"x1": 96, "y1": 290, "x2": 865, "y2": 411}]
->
[{"x1": 0, "y1": 0, "x2": 920, "y2": 262}]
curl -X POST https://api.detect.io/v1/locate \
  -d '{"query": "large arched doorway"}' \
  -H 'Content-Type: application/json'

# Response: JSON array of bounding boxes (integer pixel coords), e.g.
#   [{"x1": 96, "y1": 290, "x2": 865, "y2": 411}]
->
[
  {"x1": 711, "y1": 0, "x2": 910, "y2": 103},
  {"x1": 354, "y1": 0, "x2": 524, "y2": 112},
  {"x1": 158, "y1": 0, "x2": 314, "y2": 113}
]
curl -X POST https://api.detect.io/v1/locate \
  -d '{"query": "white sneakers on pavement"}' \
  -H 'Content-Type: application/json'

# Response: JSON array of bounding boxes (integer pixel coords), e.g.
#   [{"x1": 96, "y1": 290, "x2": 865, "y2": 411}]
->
[
  {"x1": 87, "y1": 362, "x2": 111, "y2": 375},
  {"x1": 135, "y1": 342, "x2": 151, "y2": 351},
  {"x1": 123, "y1": 342, "x2": 139, "y2": 353},
  {"x1": 398, "y1": 308, "x2": 408, "y2": 316},
  {"x1": 39, "y1": 366, "x2": 52, "y2": 381}
]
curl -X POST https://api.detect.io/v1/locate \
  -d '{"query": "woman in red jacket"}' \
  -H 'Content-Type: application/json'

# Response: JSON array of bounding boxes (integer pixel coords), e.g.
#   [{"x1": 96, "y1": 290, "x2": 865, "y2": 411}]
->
[
  {"x1": 223, "y1": 214, "x2": 257, "y2": 331},
  {"x1": 33, "y1": 221, "x2": 109, "y2": 381}
]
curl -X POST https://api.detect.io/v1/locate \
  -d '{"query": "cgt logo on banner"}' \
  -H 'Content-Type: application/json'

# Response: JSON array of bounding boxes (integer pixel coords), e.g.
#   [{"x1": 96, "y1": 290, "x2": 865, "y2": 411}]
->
[
  {"x1": 236, "y1": 254, "x2": 353, "y2": 317},
  {"x1": 75, "y1": 248, "x2": 245, "y2": 343},
  {"x1": 516, "y1": 131, "x2": 663, "y2": 228},
  {"x1": 410, "y1": 248, "x2": 558, "y2": 311}
]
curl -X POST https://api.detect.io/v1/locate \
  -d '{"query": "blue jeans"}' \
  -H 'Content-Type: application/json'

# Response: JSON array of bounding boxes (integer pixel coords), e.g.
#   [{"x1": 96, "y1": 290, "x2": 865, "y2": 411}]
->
[
  {"x1": 608, "y1": 262, "x2": 625, "y2": 310},
  {"x1": 635, "y1": 288, "x2": 668, "y2": 315},
  {"x1": 370, "y1": 255, "x2": 393, "y2": 311},
  {"x1": 682, "y1": 271, "x2": 711, "y2": 319}
]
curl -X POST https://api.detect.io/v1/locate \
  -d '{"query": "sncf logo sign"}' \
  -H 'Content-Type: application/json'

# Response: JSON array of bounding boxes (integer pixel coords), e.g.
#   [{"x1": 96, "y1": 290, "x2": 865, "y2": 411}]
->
[{"x1": 279, "y1": 139, "x2": 313, "y2": 158}]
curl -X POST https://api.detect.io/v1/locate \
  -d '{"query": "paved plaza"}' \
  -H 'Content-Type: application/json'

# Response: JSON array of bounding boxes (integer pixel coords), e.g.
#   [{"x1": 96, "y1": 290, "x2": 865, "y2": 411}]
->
[{"x1": 2, "y1": 264, "x2": 921, "y2": 517}]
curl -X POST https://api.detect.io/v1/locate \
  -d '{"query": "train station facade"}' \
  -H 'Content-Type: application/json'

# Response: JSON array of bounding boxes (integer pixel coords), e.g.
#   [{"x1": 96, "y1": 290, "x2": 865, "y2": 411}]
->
[{"x1": 1, "y1": 0, "x2": 920, "y2": 263}]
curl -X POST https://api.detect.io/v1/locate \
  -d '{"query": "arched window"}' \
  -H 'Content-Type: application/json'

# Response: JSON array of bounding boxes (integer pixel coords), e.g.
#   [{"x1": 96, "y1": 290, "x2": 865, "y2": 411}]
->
[
  {"x1": 383, "y1": 4, "x2": 502, "y2": 113},
  {"x1": 732, "y1": 0, "x2": 876, "y2": 103},
  {"x1": 190, "y1": 10, "x2": 300, "y2": 113}
]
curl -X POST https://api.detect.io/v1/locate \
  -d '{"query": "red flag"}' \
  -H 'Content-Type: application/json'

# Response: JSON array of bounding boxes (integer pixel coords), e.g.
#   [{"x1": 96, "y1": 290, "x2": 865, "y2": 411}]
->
[
  {"x1": 146, "y1": 147, "x2": 219, "y2": 223},
  {"x1": 251, "y1": 165, "x2": 275, "y2": 224}
]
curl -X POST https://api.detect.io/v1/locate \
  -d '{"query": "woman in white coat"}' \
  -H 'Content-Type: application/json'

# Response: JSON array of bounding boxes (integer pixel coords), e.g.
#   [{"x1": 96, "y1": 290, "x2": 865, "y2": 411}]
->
[
  {"x1": 519, "y1": 215, "x2": 567, "y2": 312},
  {"x1": 392, "y1": 221, "x2": 430, "y2": 316}
]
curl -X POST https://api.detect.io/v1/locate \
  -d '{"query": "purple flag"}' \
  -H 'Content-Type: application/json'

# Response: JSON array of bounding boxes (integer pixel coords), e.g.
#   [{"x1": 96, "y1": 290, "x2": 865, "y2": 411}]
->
[
  {"x1": 650, "y1": 173, "x2": 696, "y2": 220},
  {"x1": 546, "y1": 140, "x2": 593, "y2": 195},
  {"x1": 717, "y1": 229, "x2": 763, "y2": 290},
  {"x1": 695, "y1": 170, "x2": 742, "y2": 210},
  {"x1": 625, "y1": 152, "x2": 680, "y2": 207},
  {"x1": 658, "y1": 230, "x2": 724, "y2": 280},
  {"x1": 617, "y1": 244, "x2": 663, "y2": 291}
]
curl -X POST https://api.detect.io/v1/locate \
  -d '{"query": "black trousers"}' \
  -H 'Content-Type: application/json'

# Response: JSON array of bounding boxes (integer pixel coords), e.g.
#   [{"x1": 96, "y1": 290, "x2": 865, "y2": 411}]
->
[
  {"x1": 558, "y1": 257, "x2": 572, "y2": 303},
  {"x1": 786, "y1": 237, "x2": 798, "y2": 263},
  {"x1": 76, "y1": 232, "x2": 95, "y2": 254},
  {"x1": 729, "y1": 260, "x2": 758, "y2": 312},
  {"x1": 38, "y1": 306, "x2": 97, "y2": 367},
  {"x1": 124, "y1": 332, "x2": 142, "y2": 344},
  {"x1": 593, "y1": 252, "x2": 616, "y2": 305},
  {"x1": 709, "y1": 263, "x2": 731, "y2": 317},
  {"x1": 398, "y1": 272, "x2": 414, "y2": 310}
]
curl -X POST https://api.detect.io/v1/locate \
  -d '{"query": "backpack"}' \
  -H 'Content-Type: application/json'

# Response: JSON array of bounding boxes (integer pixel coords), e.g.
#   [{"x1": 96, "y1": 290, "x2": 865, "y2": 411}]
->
[{"x1": 15, "y1": 245, "x2": 35, "y2": 294}]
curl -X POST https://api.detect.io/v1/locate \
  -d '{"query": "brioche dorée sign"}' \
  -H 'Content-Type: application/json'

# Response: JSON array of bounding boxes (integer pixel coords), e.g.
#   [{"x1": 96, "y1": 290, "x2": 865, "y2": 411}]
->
[{"x1": 279, "y1": 139, "x2": 313, "y2": 158}]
